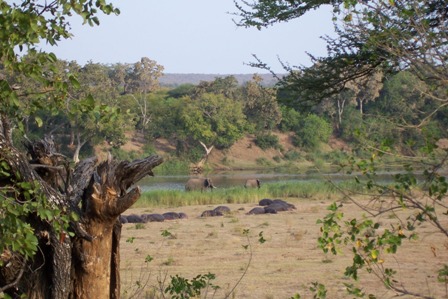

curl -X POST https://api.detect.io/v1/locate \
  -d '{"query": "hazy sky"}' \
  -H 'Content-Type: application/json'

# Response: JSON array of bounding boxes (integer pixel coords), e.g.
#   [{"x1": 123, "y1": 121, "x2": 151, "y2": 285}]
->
[{"x1": 39, "y1": 1, "x2": 335, "y2": 74}]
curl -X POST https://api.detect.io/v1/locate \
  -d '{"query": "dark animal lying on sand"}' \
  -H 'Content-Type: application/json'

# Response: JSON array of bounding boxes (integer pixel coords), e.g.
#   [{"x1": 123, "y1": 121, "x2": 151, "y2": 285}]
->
[{"x1": 201, "y1": 210, "x2": 223, "y2": 217}]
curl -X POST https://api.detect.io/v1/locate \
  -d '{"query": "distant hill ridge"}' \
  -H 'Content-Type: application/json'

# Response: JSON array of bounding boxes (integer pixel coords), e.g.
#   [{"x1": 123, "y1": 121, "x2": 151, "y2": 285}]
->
[{"x1": 159, "y1": 73, "x2": 282, "y2": 87}]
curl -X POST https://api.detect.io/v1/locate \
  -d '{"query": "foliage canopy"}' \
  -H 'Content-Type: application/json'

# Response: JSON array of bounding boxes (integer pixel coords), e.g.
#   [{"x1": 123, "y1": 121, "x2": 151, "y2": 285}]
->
[{"x1": 234, "y1": 0, "x2": 448, "y2": 297}]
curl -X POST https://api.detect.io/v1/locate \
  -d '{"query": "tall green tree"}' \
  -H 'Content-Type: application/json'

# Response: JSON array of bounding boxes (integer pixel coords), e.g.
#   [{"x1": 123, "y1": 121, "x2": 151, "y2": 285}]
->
[
  {"x1": 109, "y1": 62, "x2": 128, "y2": 94},
  {"x1": 374, "y1": 71, "x2": 435, "y2": 126},
  {"x1": 167, "y1": 83, "x2": 196, "y2": 98},
  {"x1": 242, "y1": 74, "x2": 282, "y2": 131},
  {"x1": 67, "y1": 61, "x2": 129, "y2": 162},
  {"x1": 180, "y1": 93, "x2": 247, "y2": 151},
  {"x1": 191, "y1": 75, "x2": 241, "y2": 100},
  {"x1": 149, "y1": 96, "x2": 184, "y2": 139},
  {"x1": 369, "y1": 71, "x2": 446, "y2": 154},
  {"x1": 125, "y1": 57, "x2": 164, "y2": 134},
  {"x1": 125, "y1": 57, "x2": 164, "y2": 94},
  {"x1": 315, "y1": 88, "x2": 355, "y2": 134},
  {"x1": 294, "y1": 114, "x2": 332, "y2": 150},
  {"x1": 16, "y1": 59, "x2": 132, "y2": 162},
  {"x1": 278, "y1": 105, "x2": 302, "y2": 132}
]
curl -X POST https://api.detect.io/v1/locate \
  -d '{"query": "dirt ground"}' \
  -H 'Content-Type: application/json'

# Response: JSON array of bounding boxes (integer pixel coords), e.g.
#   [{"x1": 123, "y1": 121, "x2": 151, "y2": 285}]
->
[{"x1": 120, "y1": 197, "x2": 448, "y2": 299}]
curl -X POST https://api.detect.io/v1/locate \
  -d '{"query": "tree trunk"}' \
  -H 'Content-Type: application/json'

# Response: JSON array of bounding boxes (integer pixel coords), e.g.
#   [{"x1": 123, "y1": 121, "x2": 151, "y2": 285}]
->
[
  {"x1": 73, "y1": 220, "x2": 118, "y2": 298},
  {"x1": 0, "y1": 115, "x2": 163, "y2": 298},
  {"x1": 69, "y1": 121, "x2": 75, "y2": 148},
  {"x1": 73, "y1": 131, "x2": 88, "y2": 164},
  {"x1": 337, "y1": 98, "x2": 345, "y2": 133},
  {"x1": 358, "y1": 98, "x2": 364, "y2": 116}
]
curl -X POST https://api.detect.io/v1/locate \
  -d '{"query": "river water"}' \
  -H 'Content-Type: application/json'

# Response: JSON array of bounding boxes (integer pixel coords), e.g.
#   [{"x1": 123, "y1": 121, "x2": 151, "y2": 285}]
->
[{"x1": 137, "y1": 169, "x2": 400, "y2": 192}]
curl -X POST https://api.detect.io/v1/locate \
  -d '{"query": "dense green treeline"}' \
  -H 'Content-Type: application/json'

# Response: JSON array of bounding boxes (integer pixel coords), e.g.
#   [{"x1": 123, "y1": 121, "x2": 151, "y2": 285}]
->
[{"x1": 4, "y1": 54, "x2": 446, "y2": 169}]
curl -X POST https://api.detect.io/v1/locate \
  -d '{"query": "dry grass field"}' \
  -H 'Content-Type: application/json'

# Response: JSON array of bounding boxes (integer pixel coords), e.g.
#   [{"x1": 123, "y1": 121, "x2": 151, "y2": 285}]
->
[{"x1": 120, "y1": 197, "x2": 448, "y2": 299}]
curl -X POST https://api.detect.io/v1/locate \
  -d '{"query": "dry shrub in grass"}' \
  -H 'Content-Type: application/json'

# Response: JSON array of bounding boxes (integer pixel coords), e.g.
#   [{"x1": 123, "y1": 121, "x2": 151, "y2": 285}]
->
[
  {"x1": 290, "y1": 230, "x2": 306, "y2": 242},
  {"x1": 309, "y1": 205, "x2": 321, "y2": 213}
]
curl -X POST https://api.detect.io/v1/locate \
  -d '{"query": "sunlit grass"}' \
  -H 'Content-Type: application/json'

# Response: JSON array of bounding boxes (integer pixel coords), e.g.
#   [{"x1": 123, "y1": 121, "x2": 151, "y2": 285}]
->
[{"x1": 134, "y1": 180, "x2": 366, "y2": 208}]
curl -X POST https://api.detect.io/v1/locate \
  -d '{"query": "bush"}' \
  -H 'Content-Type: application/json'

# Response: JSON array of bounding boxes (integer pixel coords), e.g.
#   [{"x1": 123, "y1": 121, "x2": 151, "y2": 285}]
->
[
  {"x1": 176, "y1": 142, "x2": 204, "y2": 163},
  {"x1": 324, "y1": 150, "x2": 350, "y2": 165},
  {"x1": 255, "y1": 133, "x2": 279, "y2": 150},
  {"x1": 422, "y1": 120, "x2": 445, "y2": 147},
  {"x1": 291, "y1": 135, "x2": 301, "y2": 148},
  {"x1": 278, "y1": 106, "x2": 302, "y2": 132},
  {"x1": 363, "y1": 117, "x2": 399, "y2": 147},
  {"x1": 142, "y1": 143, "x2": 157, "y2": 156},
  {"x1": 255, "y1": 157, "x2": 273, "y2": 167},
  {"x1": 284, "y1": 150, "x2": 302, "y2": 161},
  {"x1": 294, "y1": 114, "x2": 332, "y2": 150},
  {"x1": 340, "y1": 106, "x2": 364, "y2": 143}
]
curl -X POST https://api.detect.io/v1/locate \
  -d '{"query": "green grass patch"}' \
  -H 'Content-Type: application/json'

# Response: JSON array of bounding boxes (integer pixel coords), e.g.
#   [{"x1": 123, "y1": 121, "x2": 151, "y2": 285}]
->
[
  {"x1": 135, "y1": 187, "x2": 268, "y2": 208},
  {"x1": 134, "y1": 180, "x2": 366, "y2": 208}
]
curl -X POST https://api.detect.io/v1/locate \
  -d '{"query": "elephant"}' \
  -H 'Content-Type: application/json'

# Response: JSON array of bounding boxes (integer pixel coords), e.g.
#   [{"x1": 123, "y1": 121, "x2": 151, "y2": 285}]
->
[
  {"x1": 244, "y1": 179, "x2": 261, "y2": 189},
  {"x1": 185, "y1": 178, "x2": 216, "y2": 192}
]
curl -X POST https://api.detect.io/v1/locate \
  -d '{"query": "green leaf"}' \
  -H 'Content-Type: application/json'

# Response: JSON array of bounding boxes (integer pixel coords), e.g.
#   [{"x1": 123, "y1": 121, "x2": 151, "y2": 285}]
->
[
  {"x1": 68, "y1": 74, "x2": 80, "y2": 89},
  {"x1": 47, "y1": 52, "x2": 57, "y2": 63},
  {"x1": 34, "y1": 116, "x2": 43, "y2": 127},
  {"x1": 81, "y1": 95, "x2": 95, "y2": 111}
]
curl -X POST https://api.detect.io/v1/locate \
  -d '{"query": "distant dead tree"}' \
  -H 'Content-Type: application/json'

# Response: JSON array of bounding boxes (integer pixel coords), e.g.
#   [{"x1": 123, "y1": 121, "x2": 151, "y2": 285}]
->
[{"x1": 190, "y1": 141, "x2": 214, "y2": 174}]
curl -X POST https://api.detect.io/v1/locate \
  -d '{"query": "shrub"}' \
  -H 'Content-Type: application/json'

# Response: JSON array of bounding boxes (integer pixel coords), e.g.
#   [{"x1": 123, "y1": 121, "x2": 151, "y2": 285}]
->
[
  {"x1": 176, "y1": 143, "x2": 203, "y2": 163},
  {"x1": 294, "y1": 114, "x2": 332, "y2": 150},
  {"x1": 142, "y1": 143, "x2": 156, "y2": 156},
  {"x1": 340, "y1": 106, "x2": 364, "y2": 143},
  {"x1": 364, "y1": 117, "x2": 399, "y2": 147},
  {"x1": 284, "y1": 150, "x2": 301, "y2": 161},
  {"x1": 256, "y1": 157, "x2": 273, "y2": 167},
  {"x1": 255, "y1": 133, "x2": 279, "y2": 150},
  {"x1": 324, "y1": 150, "x2": 350, "y2": 165},
  {"x1": 164, "y1": 273, "x2": 219, "y2": 299},
  {"x1": 278, "y1": 106, "x2": 302, "y2": 132}
]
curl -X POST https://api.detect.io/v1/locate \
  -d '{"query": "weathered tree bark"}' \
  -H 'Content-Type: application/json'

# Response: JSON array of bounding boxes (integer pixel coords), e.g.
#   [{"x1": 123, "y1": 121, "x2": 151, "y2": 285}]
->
[{"x1": 0, "y1": 115, "x2": 163, "y2": 298}]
